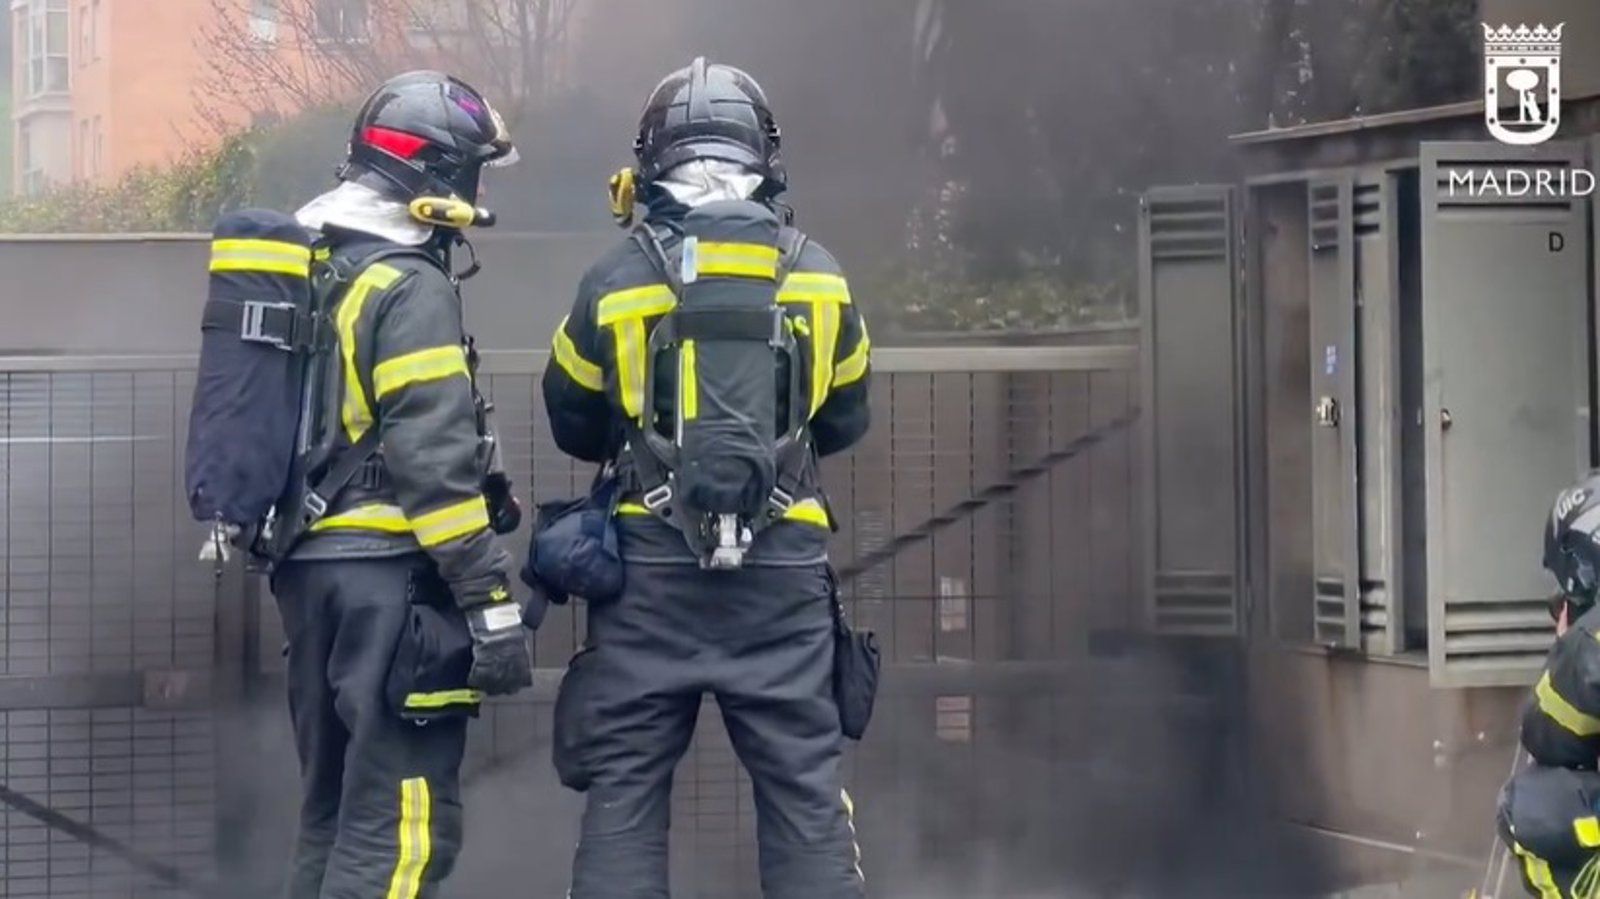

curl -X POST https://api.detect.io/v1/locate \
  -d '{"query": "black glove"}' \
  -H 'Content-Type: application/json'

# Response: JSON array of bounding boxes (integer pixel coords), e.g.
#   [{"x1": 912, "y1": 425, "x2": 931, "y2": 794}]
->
[
  {"x1": 484, "y1": 471, "x2": 523, "y2": 535},
  {"x1": 456, "y1": 574, "x2": 533, "y2": 696}
]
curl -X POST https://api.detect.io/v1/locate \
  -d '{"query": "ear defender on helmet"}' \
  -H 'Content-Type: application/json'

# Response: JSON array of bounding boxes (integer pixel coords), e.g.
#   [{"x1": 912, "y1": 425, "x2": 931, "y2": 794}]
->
[
  {"x1": 608, "y1": 168, "x2": 638, "y2": 228},
  {"x1": 409, "y1": 197, "x2": 497, "y2": 229}
]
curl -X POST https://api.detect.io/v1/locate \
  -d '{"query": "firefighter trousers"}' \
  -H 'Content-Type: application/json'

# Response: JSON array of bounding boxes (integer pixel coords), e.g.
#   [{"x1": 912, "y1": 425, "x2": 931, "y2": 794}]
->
[
  {"x1": 555, "y1": 561, "x2": 866, "y2": 899},
  {"x1": 271, "y1": 555, "x2": 468, "y2": 899}
]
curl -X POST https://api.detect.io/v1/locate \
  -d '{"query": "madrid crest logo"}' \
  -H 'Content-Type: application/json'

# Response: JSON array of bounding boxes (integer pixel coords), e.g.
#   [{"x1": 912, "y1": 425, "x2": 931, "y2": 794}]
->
[{"x1": 1483, "y1": 23, "x2": 1564, "y2": 146}]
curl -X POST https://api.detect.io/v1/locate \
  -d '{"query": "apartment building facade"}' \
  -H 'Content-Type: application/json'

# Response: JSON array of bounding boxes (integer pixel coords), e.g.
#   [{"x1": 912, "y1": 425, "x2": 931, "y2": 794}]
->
[{"x1": 8, "y1": 0, "x2": 373, "y2": 195}]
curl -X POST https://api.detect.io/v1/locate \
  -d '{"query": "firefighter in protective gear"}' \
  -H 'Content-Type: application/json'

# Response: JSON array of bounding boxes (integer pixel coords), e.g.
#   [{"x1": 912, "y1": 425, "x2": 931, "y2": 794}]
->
[
  {"x1": 542, "y1": 59, "x2": 870, "y2": 899},
  {"x1": 1504, "y1": 473, "x2": 1600, "y2": 897},
  {"x1": 270, "y1": 71, "x2": 531, "y2": 899}
]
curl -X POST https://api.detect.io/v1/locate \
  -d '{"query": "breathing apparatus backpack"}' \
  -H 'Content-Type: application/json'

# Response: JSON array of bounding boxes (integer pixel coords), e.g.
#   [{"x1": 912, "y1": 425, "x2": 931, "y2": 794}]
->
[
  {"x1": 624, "y1": 199, "x2": 814, "y2": 569},
  {"x1": 184, "y1": 208, "x2": 442, "y2": 566}
]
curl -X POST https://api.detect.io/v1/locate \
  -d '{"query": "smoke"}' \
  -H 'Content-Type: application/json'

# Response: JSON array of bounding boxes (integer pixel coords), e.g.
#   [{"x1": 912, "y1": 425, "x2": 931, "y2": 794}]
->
[{"x1": 2, "y1": 1, "x2": 1448, "y2": 896}]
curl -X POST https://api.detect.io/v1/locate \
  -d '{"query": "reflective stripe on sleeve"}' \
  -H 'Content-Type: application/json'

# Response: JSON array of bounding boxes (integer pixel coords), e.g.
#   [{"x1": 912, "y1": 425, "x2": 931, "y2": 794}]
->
[
  {"x1": 1535, "y1": 670, "x2": 1600, "y2": 736},
  {"x1": 834, "y1": 322, "x2": 871, "y2": 388},
  {"x1": 372, "y1": 345, "x2": 469, "y2": 400},
  {"x1": 552, "y1": 315, "x2": 604, "y2": 391},
  {"x1": 410, "y1": 496, "x2": 491, "y2": 548},
  {"x1": 1512, "y1": 841, "x2": 1564, "y2": 899}
]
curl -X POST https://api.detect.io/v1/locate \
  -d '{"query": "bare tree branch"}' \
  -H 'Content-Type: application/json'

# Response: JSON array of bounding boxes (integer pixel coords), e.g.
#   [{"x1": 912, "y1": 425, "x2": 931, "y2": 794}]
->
[{"x1": 196, "y1": 0, "x2": 579, "y2": 131}]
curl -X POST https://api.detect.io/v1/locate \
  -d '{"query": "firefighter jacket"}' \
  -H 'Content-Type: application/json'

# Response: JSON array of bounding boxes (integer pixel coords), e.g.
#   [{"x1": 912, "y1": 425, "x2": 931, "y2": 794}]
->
[
  {"x1": 541, "y1": 210, "x2": 872, "y2": 566},
  {"x1": 1523, "y1": 604, "x2": 1600, "y2": 770},
  {"x1": 289, "y1": 233, "x2": 513, "y2": 597}
]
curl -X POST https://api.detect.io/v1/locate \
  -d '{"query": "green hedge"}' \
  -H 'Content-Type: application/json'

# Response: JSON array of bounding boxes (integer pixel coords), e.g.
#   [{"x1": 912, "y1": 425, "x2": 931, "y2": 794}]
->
[{"x1": 0, "y1": 106, "x2": 351, "y2": 234}]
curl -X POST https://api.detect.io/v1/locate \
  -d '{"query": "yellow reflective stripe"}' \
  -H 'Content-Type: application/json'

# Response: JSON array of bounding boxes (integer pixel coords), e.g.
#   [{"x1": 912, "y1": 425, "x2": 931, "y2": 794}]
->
[
  {"x1": 842, "y1": 789, "x2": 865, "y2": 884},
  {"x1": 778, "y1": 272, "x2": 851, "y2": 305},
  {"x1": 209, "y1": 238, "x2": 312, "y2": 276},
  {"x1": 309, "y1": 502, "x2": 411, "y2": 534},
  {"x1": 613, "y1": 317, "x2": 648, "y2": 421},
  {"x1": 338, "y1": 263, "x2": 407, "y2": 441},
  {"x1": 834, "y1": 323, "x2": 871, "y2": 388},
  {"x1": 615, "y1": 498, "x2": 828, "y2": 528},
  {"x1": 1536, "y1": 671, "x2": 1600, "y2": 736},
  {"x1": 786, "y1": 498, "x2": 831, "y2": 528},
  {"x1": 386, "y1": 777, "x2": 432, "y2": 899},
  {"x1": 1578, "y1": 816, "x2": 1600, "y2": 848},
  {"x1": 404, "y1": 689, "x2": 483, "y2": 709},
  {"x1": 372, "y1": 345, "x2": 468, "y2": 400},
  {"x1": 808, "y1": 299, "x2": 842, "y2": 417},
  {"x1": 698, "y1": 241, "x2": 780, "y2": 279},
  {"x1": 410, "y1": 496, "x2": 490, "y2": 548},
  {"x1": 1513, "y1": 842, "x2": 1564, "y2": 899},
  {"x1": 553, "y1": 316, "x2": 603, "y2": 392},
  {"x1": 596, "y1": 284, "x2": 676, "y2": 326},
  {"x1": 681, "y1": 340, "x2": 699, "y2": 421}
]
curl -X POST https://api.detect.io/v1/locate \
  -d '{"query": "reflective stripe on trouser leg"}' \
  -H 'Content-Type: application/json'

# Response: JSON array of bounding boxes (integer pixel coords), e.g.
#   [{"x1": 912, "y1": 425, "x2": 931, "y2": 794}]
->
[
  {"x1": 386, "y1": 778, "x2": 433, "y2": 899},
  {"x1": 842, "y1": 788, "x2": 865, "y2": 885},
  {"x1": 278, "y1": 558, "x2": 467, "y2": 899}
]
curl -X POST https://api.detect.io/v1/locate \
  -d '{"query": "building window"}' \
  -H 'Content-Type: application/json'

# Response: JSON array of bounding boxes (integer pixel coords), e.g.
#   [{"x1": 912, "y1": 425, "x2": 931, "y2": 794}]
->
[
  {"x1": 24, "y1": 0, "x2": 70, "y2": 98},
  {"x1": 249, "y1": 0, "x2": 279, "y2": 44},
  {"x1": 93, "y1": 115, "x2": 103, "y2": 177},
  {"x1": 406, "y1": 0, "x2": 469, "y2": 49},
  {"x1": 315, "y1": 0, "x2": 369, "y2": 43},
  {"x1": 19, "y1": 121, "x2": 46, "y2": 196}
]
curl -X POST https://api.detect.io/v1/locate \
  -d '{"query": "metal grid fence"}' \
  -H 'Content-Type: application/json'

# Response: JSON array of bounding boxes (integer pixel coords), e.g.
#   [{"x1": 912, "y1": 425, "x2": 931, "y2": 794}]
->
[
  {"x1": 0, "y1": 346, "x2": 1158, "y2": 898},
  {"x1": 1, "y1": 370, "x2": 218, "y2": 898}
]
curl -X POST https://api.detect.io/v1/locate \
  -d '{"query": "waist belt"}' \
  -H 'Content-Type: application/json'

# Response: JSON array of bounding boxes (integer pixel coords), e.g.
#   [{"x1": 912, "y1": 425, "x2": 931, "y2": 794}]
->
[{"x1": 616, "y1": 495, "x2": 833, "y2": 529}]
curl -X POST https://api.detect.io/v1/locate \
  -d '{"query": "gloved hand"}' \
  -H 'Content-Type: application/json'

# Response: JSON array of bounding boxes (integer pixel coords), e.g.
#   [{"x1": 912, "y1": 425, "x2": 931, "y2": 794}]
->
[
  {"x1": 484, "y1": 471, "x2": 522, "y2": 535},
  {"x1": 456, "y1": 573, "x2": 533, "y2": 696}
]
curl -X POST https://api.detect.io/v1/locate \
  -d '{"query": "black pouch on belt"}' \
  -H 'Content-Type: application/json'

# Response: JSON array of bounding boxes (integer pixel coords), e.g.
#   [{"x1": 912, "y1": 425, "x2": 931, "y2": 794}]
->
[
  {"x1": 828, "y1": 565, "x2": 881, "y2": 741},
  {"x1": 386, "y1": 566, "x2": 482, "y2": 724}
]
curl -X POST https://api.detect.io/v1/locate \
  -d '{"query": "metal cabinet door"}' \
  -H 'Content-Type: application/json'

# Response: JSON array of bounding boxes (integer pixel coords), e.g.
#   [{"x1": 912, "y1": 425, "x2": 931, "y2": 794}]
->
[
  {"x1": 1307, "y1": 176, "x2": 1362, "y2": 649},
  {"x1": 1422, "y1": 141, "x2": 1590, "y2": 687},
  {"x1": 1139, "y1": 186, "x2": 1242, "y2": 636},
  {"x1": 1353, "y1": 173, "x2": 1406, "y2": 656}
]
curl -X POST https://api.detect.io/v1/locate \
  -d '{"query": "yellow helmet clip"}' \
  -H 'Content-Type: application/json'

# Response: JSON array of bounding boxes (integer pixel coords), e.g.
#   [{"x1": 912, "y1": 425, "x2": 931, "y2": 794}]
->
[{"x1": 608, "y1": 167, "x2": 638, "y2": 228}]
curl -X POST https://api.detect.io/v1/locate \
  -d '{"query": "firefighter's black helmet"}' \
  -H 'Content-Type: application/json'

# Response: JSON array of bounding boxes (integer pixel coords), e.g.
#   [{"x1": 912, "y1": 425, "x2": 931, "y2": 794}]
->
[
  {"x1": 340, "y1": 71, "x2": 516, "y2": 203},
  {"x1": 634, "y1": 58, "x2": 785, "y2": 194},
  {"x1": 1544, "y1": 472, "x2": 1600, "y2": 613}
]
